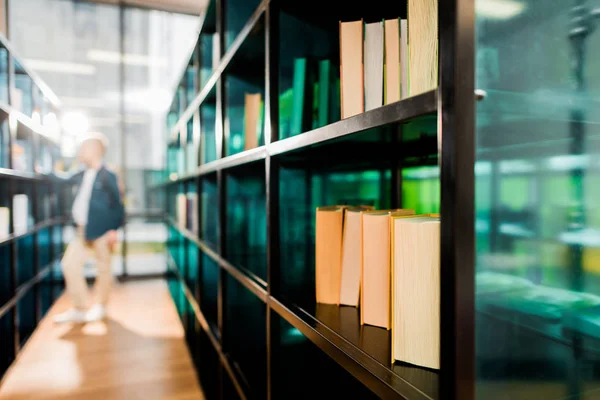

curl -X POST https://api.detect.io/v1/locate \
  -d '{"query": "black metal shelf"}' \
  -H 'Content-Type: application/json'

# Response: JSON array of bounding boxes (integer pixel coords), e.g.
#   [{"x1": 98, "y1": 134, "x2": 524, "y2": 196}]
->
[
  {"x1": 167, "y1": 218, "x2": 268, "y2": 301},
  {"x1": 167, "y1": 253, "x2": 249, "y2": 400},
  {"x1": 0, "y1": 217, "x2": 67, "y2": 246},
  {"x1": 0, "y1": 254, "x2": 62, "y2": 320},
  {"x1": 0, "y1": 33, "x2": 61, "y2": 108},
  {"x1": 168, "y1": 0, "x2": 269, "y2": 140},
  {"x1": 0, "y1": 167, "x2": 46, "y2": 182},
  {"x1": 166, "y1": 218, "x2": 436, "y2": 400},
  {"x1": 270, "y1": 299, "x2": 436, "y2": 400},
  {"x1": 158, "y1": 90, "x2": 436, "y2": 186}
]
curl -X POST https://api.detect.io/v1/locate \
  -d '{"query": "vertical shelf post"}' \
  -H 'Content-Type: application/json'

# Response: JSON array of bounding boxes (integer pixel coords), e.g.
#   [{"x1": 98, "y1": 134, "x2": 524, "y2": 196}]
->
[
  {"x1": 439, "y1": 0, "x2": 476, "y2": 398},
  {"x1": 265, "y1": 2, "x2": 280, "y2": 399}
]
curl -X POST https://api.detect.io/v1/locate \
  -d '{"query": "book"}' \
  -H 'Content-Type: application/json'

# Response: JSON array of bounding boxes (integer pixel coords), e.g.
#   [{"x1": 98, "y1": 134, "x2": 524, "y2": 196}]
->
[
  {"x1": 408, "y1": 0, "x2": 438, "y2": 96},
  {"x1": 364, "y1": 21, "x2": 384, "y2": 111},
  {"x1": 13, "y1": 194, "x2": 28, "y2": 235},
  {"x1": 339, "y1": 206, "x2": 374, "y2": 307},
  {"x1": 315, "y1": 206, "x2": 346, "y2": 304},
  {"x1": 176, "y1": 193, "x2": 187, "y2": 229},
  {"x1": 339, "y1": 20, "x2": 364, "y2": 119},
  {"x1": 361, "y1": 209, "x2": 415, "y2": 329},
  {"x1": 400, "y1": 19, "x2": 408, "y2": 99},
  {"x1": 0, "y1": 207, "x2": 8, "y2": 239},
  {"x1": 384, "y1": 19, "x2": 401, "y2": 104},
  {"x1": 186, "y1": 192, "x2": 198, "y2": 235},
  {"x1": 392, "y1": 214, "x2": 440, "y2": 369},
  {"x1": 244, "y1": 93, "x2": 262, "y2": 150}
]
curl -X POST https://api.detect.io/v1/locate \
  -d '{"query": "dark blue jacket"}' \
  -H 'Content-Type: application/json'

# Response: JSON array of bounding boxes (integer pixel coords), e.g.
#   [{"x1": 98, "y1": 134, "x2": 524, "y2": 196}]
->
[{"x1": 51, "y1": 166, "x2": 124, "y2": 241}]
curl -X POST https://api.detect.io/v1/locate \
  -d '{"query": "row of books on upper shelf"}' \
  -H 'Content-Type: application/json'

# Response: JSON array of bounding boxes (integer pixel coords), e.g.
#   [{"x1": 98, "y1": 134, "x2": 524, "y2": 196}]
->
[
  {"x1": 316, "y1": 206, "x2": 440, "y2": 370},
  {"x1": 0, "y1": 195, "x2": 35, "y2": 240},
  {"x1": 340, "y1": 0, "x2": 438, "y2": 119}
]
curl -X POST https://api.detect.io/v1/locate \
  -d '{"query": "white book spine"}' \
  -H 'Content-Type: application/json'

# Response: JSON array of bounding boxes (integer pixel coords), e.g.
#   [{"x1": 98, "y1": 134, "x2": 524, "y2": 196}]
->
[
  {"x1": 364, "y1": 22, "x2": 384, "y2": 111},
  {"x1": 13, "y1": 194, "x2": 28, "y2": 235},
  {"x1": 400, "y1": 19, "x2": 409, "y2": 99}
]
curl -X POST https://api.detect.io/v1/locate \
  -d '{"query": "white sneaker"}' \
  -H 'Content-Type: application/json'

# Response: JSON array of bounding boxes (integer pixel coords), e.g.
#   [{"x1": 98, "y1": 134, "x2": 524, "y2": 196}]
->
[
  {"x1": 86, "y1": 304, "x2": 107, "y2": 322},
  {"x1": 53, "y1": 309, "x2": 87, "y2": 324}
]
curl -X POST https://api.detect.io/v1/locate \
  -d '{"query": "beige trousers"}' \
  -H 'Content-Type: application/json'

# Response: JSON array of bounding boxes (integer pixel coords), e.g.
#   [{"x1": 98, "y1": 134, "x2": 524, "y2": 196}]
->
[{"x1": 61, "y1": 227, "x2": 113, "y2": 310}]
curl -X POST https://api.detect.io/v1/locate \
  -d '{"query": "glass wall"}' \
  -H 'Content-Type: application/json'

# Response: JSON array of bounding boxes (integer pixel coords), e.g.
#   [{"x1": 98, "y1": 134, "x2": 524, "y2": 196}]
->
[
  {"x1": 8, "y1": 0, "x2": 199, "y2": 276},
  {"x1": 475, "y1": 0, "x2": 600, "y2": 398}
]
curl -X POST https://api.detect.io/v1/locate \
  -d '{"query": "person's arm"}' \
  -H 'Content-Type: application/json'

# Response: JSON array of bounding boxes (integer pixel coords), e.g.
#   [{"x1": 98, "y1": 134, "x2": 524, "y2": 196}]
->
[
  {"x1": 43, "y1": 168, "x2": 83, "y2": 184},
  {"x1": 103, "y1": 171, "x2": 123, "y2": 250}
]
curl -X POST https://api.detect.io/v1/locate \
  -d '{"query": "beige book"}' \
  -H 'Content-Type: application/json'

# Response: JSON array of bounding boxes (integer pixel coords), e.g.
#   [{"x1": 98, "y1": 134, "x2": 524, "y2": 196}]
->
[
  {"x1": 340, "y1": 20, "x2": 364, "y2": 119},
  {"x1": 315, "y1": 206, "x2": 346, "y2": 304},
  {"x1": 13, "y1": 194, "x2": 28, "y2": 235},
  {"x1": 408, "y1": 0, "x2": 438, "y2": 96},
  {"x1": 384, "y1": 19, "x2": 401, "y2": 104},
  {"x1": 364, "y1": 21, "x2": 384, "y2": 111},
  {"x1": 392, "y1": 215, "x2": 440, "y2": 369},
  {"x1": 0, "y1": 207, "x2": 8, "y2": 239},
  {"x1": 244, "y1": 93, "x2": 262, "y2": 150},
  {"x1": 361, "y1": 209, "x2": 414, "y2": 329},
  {"x1": 400, "y1": 19, "x2": 409, "y2": 99},
  {"x1": 176, "y1": 193, "x2": 187, "y2": 228},
  {"x1": 340, "y1": 206, "x2": 374, "y2": 307}
]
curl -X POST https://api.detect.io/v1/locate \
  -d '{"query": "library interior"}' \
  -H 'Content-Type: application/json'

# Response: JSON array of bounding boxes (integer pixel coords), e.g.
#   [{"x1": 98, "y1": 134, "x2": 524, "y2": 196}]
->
[{"x1": 0, "y1": 0, "x2": 599, "y2": 399}]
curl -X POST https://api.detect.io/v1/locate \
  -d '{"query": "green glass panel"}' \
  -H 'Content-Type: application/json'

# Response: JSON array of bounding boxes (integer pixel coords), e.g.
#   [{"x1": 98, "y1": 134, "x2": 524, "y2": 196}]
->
[
  {"x1": 200, "y1": 96, "x2": 217, "y2": 164},
  {"x1": 272, "y1": 314, "x2": 379, "y2": 398},
  {"x1": 224, "y1": 0, "x2": 261, "y2": 49},
  {"x1": 225, "y1": 275, "x2": 266, "y2": 398},
  {"x1": 200, "y1": 252, "x2": 219, "y2": 330},
  {"x1": 226, "y1": 169, "x2": 266, "y2": 280},
  {"x1": 225, "y1": 74, "x2": 265, "y2": 156},
  {"x1": 201, "y1": 177, "x2": 219, "y2": 249},
  {"x1": 475, "y1": 1, "x2": 600, "y2": 397}
]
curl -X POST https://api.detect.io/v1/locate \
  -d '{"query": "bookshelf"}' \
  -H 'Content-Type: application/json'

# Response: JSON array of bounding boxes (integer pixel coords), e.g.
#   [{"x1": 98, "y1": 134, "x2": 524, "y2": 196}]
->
[
  {"x1": 157, "y1": 0, "x2": 473, "y2": 399},
  {"x1": 0, "y1": 34, "x2": 68, "y2": 379}
]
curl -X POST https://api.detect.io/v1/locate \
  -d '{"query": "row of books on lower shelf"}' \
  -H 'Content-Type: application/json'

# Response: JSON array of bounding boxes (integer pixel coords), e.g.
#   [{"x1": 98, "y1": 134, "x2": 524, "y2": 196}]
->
[
  {"x1": 315, "y1": 205, "x2": 440, "y2": 370},
  {"x1": 477, "y1": 271, "x2": 600, "y2": 341}
]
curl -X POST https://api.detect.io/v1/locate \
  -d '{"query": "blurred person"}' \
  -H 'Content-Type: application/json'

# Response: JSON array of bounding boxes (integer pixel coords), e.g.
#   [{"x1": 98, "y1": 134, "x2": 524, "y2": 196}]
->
[{"x1": 48, "y1": 132, "x2": 124, "y2": 323}]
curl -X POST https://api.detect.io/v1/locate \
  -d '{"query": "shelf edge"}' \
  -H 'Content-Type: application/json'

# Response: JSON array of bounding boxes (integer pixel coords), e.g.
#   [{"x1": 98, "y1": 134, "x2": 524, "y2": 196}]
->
[{"x1": 269, "y1": 298, "x2": 435, "y2": 400}]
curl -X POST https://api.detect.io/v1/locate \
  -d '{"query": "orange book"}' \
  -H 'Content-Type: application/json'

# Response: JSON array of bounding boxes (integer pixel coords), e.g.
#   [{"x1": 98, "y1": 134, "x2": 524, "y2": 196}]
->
[
  {"x1": 315, "y1": 206, "x2": 346, "y2": 304},
  {"x1": 244, "y1": 93, "x2": 261, "y2": 150},
  {"x1": 360, "y1": 209, "x2": 414, "y2": 329}
]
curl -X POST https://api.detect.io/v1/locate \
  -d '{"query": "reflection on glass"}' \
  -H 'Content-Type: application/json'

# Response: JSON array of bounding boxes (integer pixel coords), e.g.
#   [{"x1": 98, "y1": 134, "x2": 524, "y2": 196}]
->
[
  {"x1": 225, "y1": 74, "x2": 265, "y2": 156},
  {"x1": 226, "y1": 166, "x2": 266, "y2": 280},
  {"x1": 224, "y1": 0, "x2": 261, "y2": 49},
  {"x1": 13, "y1": 61, "x2": 33, "y2": 115},
  {"x1": 225, "y1": 275, "x2": 266, "y2": 398},
  {"x1": 278, "y1": 12, "x2": 339, "y2": 139},
  {"x1": 0, "y1": 47, "x2": 7, "y2": 104},
  {"x1": 475, "y1": 1, "x2": 600, "y2": 398},
  {"x1": 200, "y1": 89, "x2": 217, "y2": 164}
]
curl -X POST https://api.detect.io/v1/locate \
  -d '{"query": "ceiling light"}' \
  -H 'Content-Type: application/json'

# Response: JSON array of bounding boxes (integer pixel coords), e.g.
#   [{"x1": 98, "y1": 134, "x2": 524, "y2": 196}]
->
[
  {"x1": 87, "y1": 49, "x2": 167, "y2": 67},
  {"x1": 23, "y1": 59, "x2": 96, "y2": 75},
  {"x1": 61, "y1": 111, "x2": 89, "y2": 136},
  {"x1": 477, "y1": 0, "x2": 525, "y2": 19}
]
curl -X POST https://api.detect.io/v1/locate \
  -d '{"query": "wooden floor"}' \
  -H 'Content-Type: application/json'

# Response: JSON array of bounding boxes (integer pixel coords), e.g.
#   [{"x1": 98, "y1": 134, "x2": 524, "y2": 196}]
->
[{"x1": 0, "y1": 280, "x2": 205, "y2": 400}]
